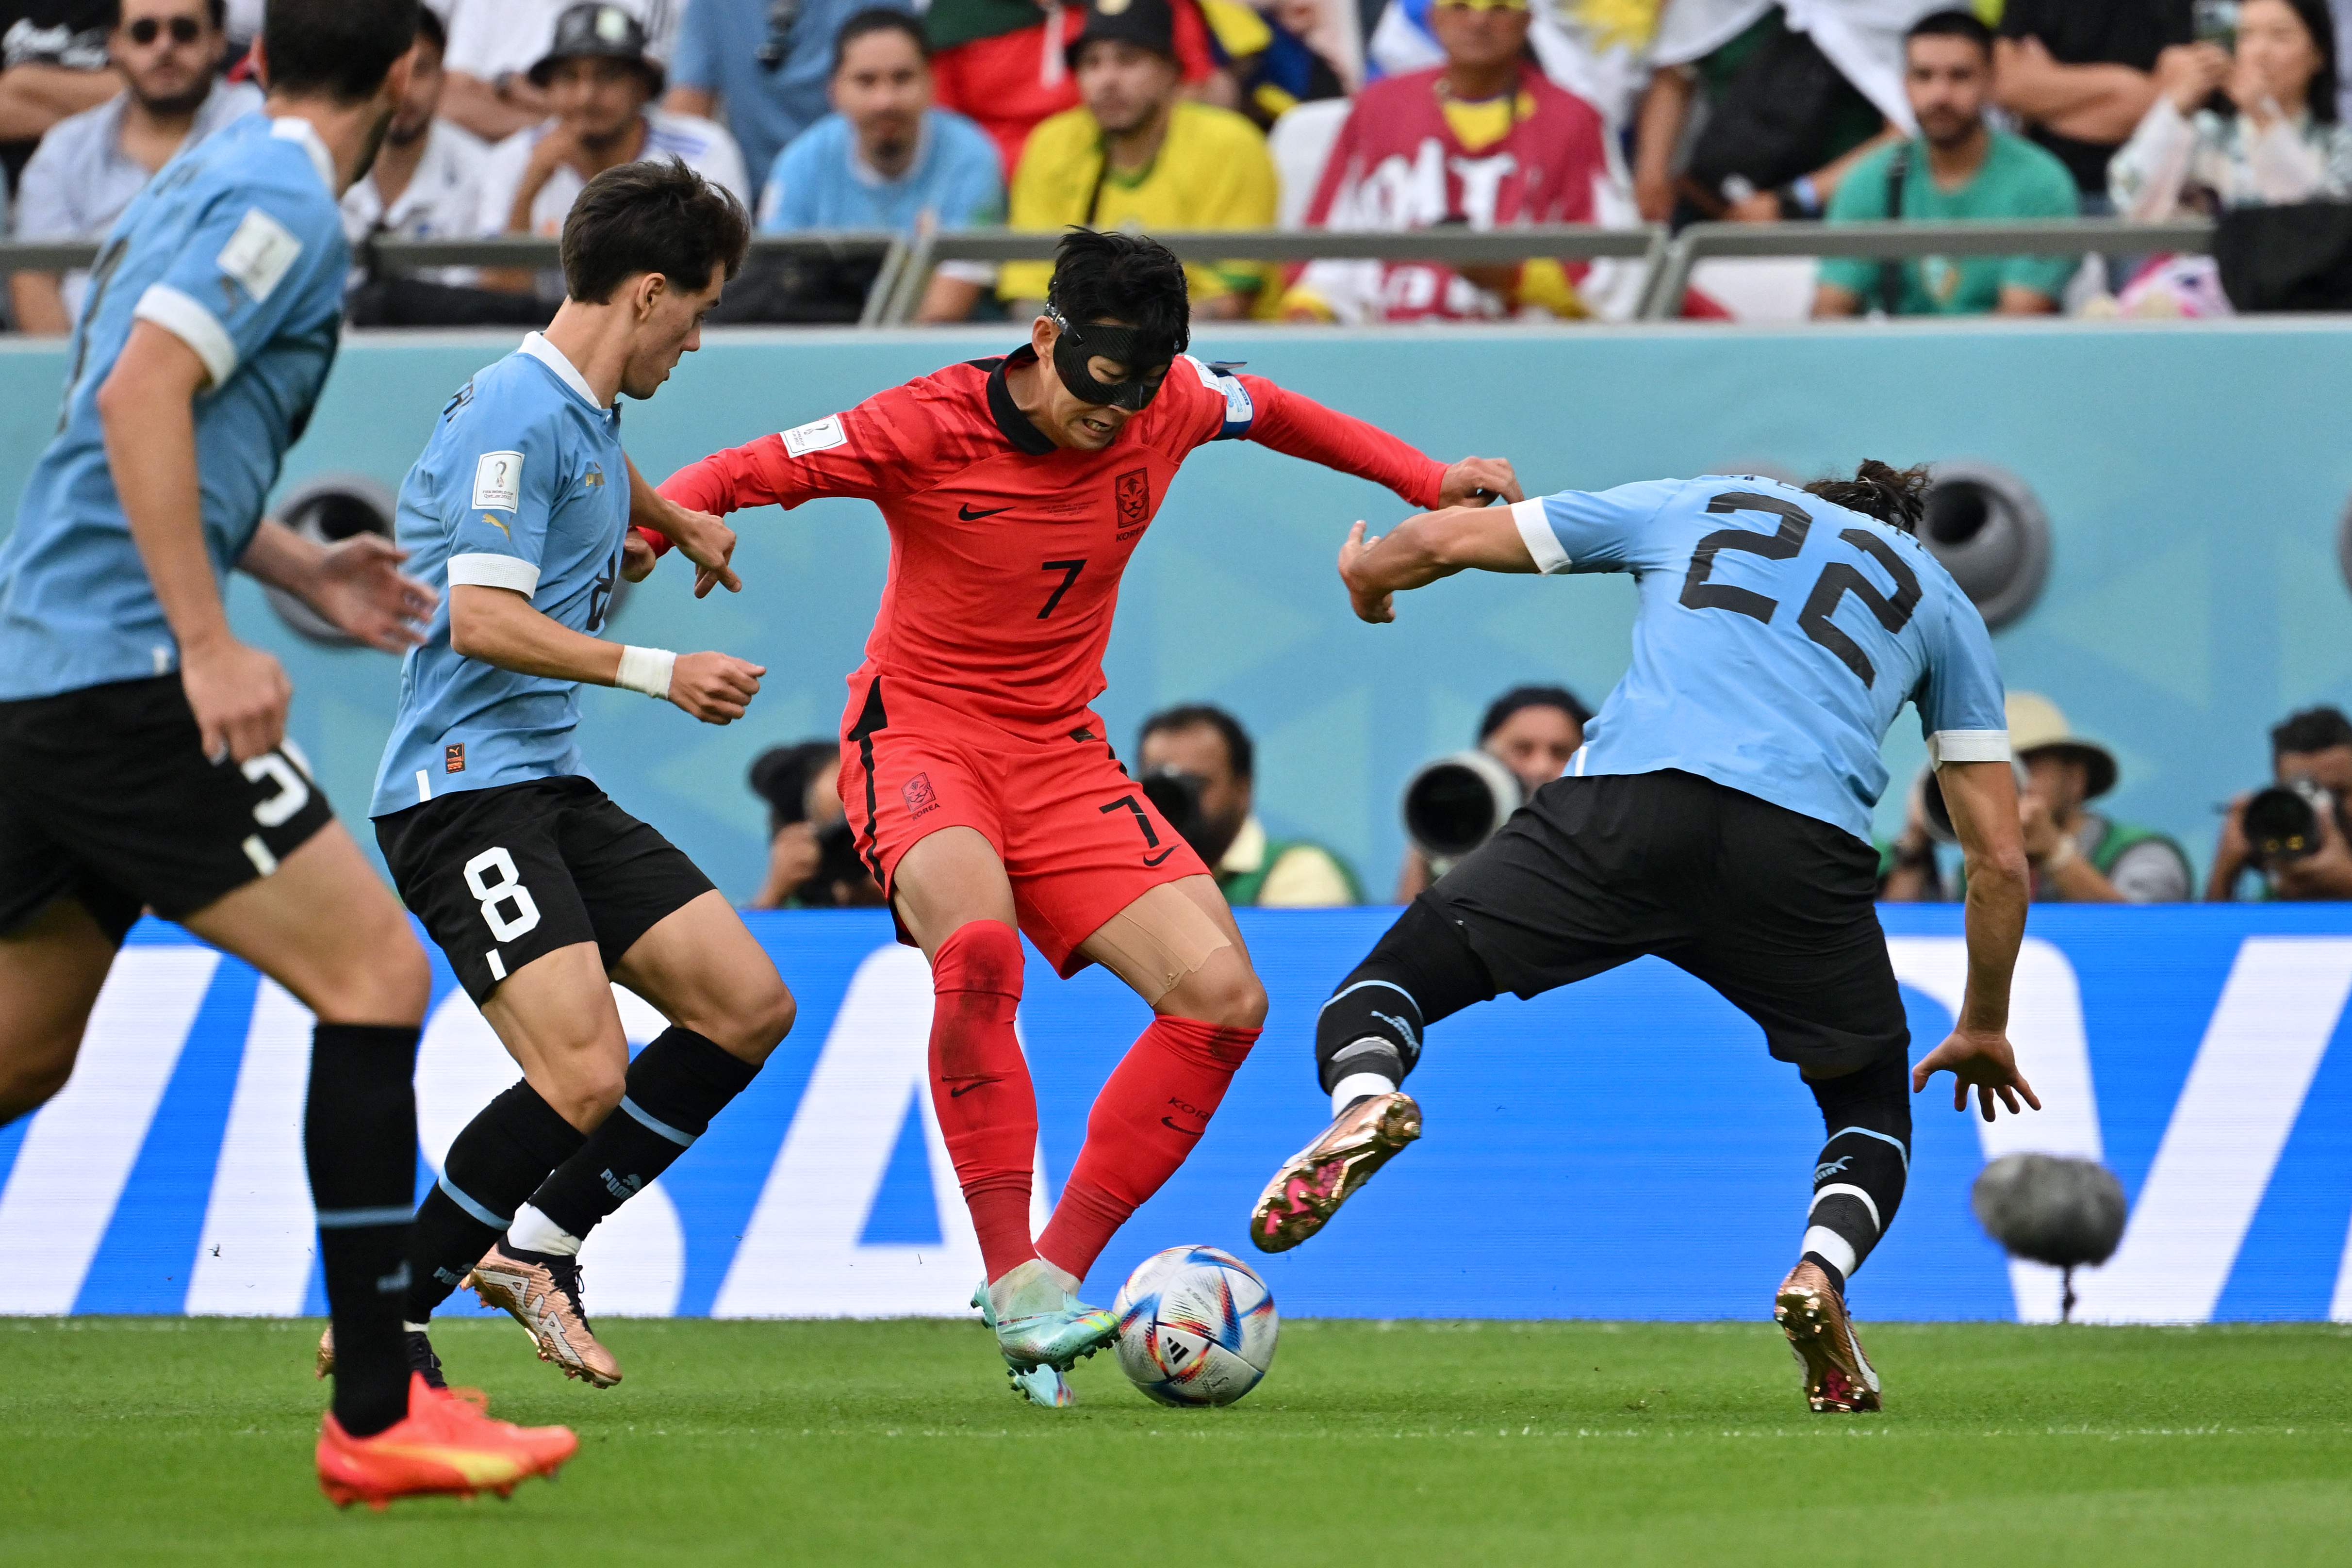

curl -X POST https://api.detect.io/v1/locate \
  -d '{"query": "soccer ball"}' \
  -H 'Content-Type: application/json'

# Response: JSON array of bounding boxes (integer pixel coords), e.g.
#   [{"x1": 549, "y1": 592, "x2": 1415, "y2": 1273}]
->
[{"x1": 1110, "y1": 1244, "x2": 1278, "y2": 1407}]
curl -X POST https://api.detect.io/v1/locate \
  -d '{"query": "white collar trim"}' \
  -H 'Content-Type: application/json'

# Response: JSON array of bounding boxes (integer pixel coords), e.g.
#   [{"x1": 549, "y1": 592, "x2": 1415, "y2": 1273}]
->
[
  {"x1": 520, "y1": 331, "x2": 611, "y2": 409},
  {"x1": 268, "y1": 115, "x2": 336, "y2": 193}
]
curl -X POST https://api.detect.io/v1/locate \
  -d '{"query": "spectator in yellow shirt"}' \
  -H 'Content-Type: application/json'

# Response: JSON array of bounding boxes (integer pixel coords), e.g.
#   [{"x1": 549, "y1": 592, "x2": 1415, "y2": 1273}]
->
[{"x1": 1000, "y1": 0, "x2": 1277, "y2": 317}]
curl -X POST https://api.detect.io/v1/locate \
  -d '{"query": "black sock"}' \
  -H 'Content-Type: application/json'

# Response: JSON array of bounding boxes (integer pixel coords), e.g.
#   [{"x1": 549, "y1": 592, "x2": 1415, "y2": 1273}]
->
[
  {"x1": 524, "y1": 1027, "x2": 758, "y2": 1241},
  {"x1": 406, "y1": 1080, "x2": 584, "y2": 1320},
  {"x1": 1314, "y1": 896, "x2": 1497, "y2": 1094},
  {"x1": 306, "y1": 1022, "x2": 421, "y2": 1438},
  {"x1": 1801, "y1": 1048, "x2": 1913, "y2": 1296}
]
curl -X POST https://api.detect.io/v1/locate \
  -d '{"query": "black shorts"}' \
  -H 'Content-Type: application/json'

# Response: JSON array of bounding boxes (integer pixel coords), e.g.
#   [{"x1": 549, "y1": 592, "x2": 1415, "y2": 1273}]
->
[
  {"x1": 0, "y1": 675, "x2": 337, "y2": 944},
  {"x1": 1426, "y1": 769, "x2": 1907, "y2": 1076},
  {"x1": 375, "y1": 776, "x2": 714, "y2": 1003}
]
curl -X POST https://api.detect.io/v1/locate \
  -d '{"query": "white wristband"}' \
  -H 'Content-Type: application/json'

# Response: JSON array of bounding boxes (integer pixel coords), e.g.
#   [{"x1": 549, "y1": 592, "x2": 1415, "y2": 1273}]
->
[{"x1": 614, "y1": 645, "x2": 676, "y2": 700}]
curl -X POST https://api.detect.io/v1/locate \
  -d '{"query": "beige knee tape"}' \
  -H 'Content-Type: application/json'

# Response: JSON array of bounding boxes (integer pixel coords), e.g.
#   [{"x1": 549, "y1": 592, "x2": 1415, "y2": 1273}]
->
[{"x1": 1087, "y1": 883, "x2": 1232, "y2": 1004}]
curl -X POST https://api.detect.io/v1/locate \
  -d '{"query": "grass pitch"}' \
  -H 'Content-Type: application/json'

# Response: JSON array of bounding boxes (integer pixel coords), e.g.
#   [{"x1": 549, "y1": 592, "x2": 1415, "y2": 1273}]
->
[{"x1": 1, "y1": 1318, "x2": 2346, "y2": 1566}]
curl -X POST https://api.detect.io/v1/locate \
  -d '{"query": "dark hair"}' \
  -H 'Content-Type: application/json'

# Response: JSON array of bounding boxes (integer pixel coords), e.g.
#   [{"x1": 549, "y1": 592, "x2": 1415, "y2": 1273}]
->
[
  {"x1": 2253, "y1": 0, "x2": 2340, "y2": 123},
  {"x1": 1478, "y1": 684, "x2": 1590, "y2": 741},
  {"x1": 561, "y1": 158, "x2": 752, "y2": 304},
  {"x1": 2271, "y1": 705, "x2": 2352, "y2": 755},
  {"x1": 1905, "y1": 9, "x2": 1994, "y2": 57},
  {"x1": 415, "y1": 2, "x2": 445, "y2": 56},
  {"x1": 263, "y1": 0, "x2": 417, "y2": 103},
  {"x1": 105, "y1": 0, "x2": 229, "y2": 31},
  {"x1": 1140, "y1": 703, "x2": 1254, "y2": 782},
  {"x1": 833, "y1": 7, "x2": 928, "y2": 75},
  {"x1": 1047, "y1": 228, "x2": 1190, "y2": 350},
  {"x1": 750, "y1": 741, "x2": 839, "y2": 827},
  {"x1": 1804, "y1": 459, "x2": 1934, "y2": 534}
]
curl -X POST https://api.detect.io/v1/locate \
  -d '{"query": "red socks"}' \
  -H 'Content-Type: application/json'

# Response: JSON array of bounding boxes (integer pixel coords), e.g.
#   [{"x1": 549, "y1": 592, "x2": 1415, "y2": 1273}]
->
[
  {"x1": 1038, "y1": 1014, "x2": 1260, "y2": 1282},
  {"x1": 928, "y1": 921, "x2": 1038, "y2": 1281}
]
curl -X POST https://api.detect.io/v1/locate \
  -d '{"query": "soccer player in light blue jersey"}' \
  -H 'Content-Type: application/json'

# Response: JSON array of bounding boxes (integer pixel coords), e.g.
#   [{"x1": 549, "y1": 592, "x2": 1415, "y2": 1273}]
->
[
  {"x1": 1251, "y1": 461, "x2": 2041, "y2": 1415},
  {"x1": 0, "y1": 0, "x2": 579, "y2": 1508},
  {"x1": 358, "y1": 159, "x2": 794, "y2": 1395}
]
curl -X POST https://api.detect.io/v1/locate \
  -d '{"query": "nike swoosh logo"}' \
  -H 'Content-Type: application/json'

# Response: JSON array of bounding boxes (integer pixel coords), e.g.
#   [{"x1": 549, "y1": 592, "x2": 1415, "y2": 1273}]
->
[
  {"x1": 949, "y1": 1081, "x2": 987, "y2": 1098},
  {"x1": 1143, "y1": 847, "x2": 1177, "y2": 866},
  {"x1": 958, "y1": 504, "x2": 1011, "y2": 521},
  {"x1": 1161, "y1": 1117, "x2": 1203, "y2": 1136}
]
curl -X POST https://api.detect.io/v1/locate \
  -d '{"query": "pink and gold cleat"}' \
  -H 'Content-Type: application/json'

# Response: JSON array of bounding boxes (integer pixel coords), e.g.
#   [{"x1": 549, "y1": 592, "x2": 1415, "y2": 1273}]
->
[
  {"x1": 468, "y1": 1242, "x2": 623, "y2": 1388},
  {"x1": 1775, "y1": 1260, "x2": 1882, "y2": 1413},
  {"x1": 1248, "y1": 1091, "x2": 1421, "y2": 1253}
]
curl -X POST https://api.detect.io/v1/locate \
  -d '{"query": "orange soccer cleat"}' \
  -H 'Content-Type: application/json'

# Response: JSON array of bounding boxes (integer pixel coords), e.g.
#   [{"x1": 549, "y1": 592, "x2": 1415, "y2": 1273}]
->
[{"x1": 315, "y1": 1372, "x2": 577, "y2": 1509}]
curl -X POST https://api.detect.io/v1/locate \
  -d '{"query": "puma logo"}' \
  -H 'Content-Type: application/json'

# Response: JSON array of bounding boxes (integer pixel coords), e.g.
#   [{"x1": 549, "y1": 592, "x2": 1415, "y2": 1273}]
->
[{"x1": 1814, "y1": 1155, "x2": 1853, "y2": 1184}]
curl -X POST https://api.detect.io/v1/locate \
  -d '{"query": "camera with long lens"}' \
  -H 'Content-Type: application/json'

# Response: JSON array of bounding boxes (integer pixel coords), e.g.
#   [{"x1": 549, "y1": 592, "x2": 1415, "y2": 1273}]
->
[
  {"x1": 1140, "y1": 766, "x2": 1212, "y2": 857},
  {"x1": 2243, "y1": 778, "x2": 2335, "y2": 864},
  {"x1": 1402, "y1": 750, "x2": 1524, "y2": 872}
]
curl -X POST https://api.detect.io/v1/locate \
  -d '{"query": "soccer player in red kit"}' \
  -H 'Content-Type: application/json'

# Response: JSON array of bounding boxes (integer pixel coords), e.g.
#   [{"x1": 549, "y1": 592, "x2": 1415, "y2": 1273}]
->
[{"x1": 654, "y1": 231, "x2": 1520, "y2": 1405}]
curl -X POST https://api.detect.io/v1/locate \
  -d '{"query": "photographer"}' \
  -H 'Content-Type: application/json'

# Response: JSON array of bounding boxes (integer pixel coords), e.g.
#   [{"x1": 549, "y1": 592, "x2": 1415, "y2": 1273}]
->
[
  {"x1": 1136, "y1": 704, "x2": 1360, "y2": 908},
  {"x1": 2209, "y1": 704, "x2": 2352, "y2": 899},
  {"x1": 1394, "y1": 684, "x2": 1588, "y2": 901},
  {"x1": 747, "y1": 740, "x2": 885, "y2": 908},
  {"x1": 1886, "y1": 692, "x2": 2189, "y2": 902}
]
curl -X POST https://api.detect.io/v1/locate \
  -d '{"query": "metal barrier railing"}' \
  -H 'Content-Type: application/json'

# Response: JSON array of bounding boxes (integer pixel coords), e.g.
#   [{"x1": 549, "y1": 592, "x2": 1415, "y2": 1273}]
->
[
  {"x1": 0, "y1": 219, "x2": 2235, "y2": 329},
  {"x1": 1634, "y1": 217, "x2": 2218, "y2": 320}
]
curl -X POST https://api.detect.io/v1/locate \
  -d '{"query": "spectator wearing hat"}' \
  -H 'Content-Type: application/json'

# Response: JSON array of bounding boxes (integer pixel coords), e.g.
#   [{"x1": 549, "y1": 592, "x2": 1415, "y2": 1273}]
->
[
  {"x1": 1888, "y1": 692, "x2": 2189, "y2": 903},
  {"x1": 759, "y1": 7, "x2": 1002, "y2": 323},
  {"x1": 2208, "y1": 704, "x2": 2352, "y2": 900},
  {"x1": 439, "y1": 0, "x2": 678, "y2": 144},
  {"x1": 10, "y1": 0, "x2": 259, "y2": 335},
  {"x1": 1394, "y1": 683, "x2": 1589, "y2": 901},
  {"x1": 925, "y1": 0, "x2": 1224, "y2": 178},
  {"x1": 1137, "y1": 704, "x2": 1361, "y2": 908},
  {"x1": 999, "y1": 0, "x2": 1276, "y2": 319},
  {"x1": 473, "y1": 1, "x2": 747, "y2": 283},
  {"x1": 667, "y1": 0, "x2": 915, "y2": 187}
]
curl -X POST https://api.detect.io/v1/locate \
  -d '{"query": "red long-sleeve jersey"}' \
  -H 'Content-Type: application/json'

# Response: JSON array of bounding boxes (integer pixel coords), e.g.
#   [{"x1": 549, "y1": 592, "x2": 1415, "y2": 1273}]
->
[{"x1": 655, "y1": 347, "x2": 1448, "y2": 736}]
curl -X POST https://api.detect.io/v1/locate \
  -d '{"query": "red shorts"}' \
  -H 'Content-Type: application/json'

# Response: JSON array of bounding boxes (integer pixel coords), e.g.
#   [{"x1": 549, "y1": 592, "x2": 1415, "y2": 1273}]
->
[{"x1": 837, "y1": 677, "x2": 1210, "y2": 976}]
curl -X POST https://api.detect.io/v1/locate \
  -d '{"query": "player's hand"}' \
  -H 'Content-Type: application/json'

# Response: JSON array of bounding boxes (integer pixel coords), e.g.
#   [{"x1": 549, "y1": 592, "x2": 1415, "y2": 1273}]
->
[
  {"x1": 660, "y1": 504, "x2": 742, "y2": 599},
  {"x1": 1438, "y1": 457, "x2": 1522, "y2": 508},
  {"x1": 303, "y1": 533, "x2": 437, "y2": 653},
  {"x1": 666, "y1": 651, "x2": 764, "y2": 724},
  {"x1": 1338, "y1": 521, "x2": 1395, "y2": 624},
  {"x1": 621, "y1": 530, "x2": 658, "y2": 583},
  {"x1": 1913, "y1": 1027, "x2": 2042, "y2": 1122},
  {"x1": 181, "y1": 633, "x2": 292, "y2": 764}
]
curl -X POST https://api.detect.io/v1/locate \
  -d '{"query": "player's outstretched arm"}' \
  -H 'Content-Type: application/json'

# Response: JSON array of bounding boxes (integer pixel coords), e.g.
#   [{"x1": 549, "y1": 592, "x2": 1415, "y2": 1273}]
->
[
  {"x1": 625, "y1": 454, "x2": 740, "y2": 598},
  {"x1": 1335, "y1": 509, "x2": 1540, "y2": 623},
  {"x1": 99, "y1": 321, "x2": 290, "y2": 763},
  {"x1": 239, "y1": 520, "x2": 437, "y2": 653},
  {"x1": 448, "y1": 584, "x2": 765, "y2": 725},
  {"x1": 1238, "y1": 374, "x2": 1523, "y2": 508},
  {"x1": 1913, "y1": 758, "x2": 2041, "y2": 1122}
]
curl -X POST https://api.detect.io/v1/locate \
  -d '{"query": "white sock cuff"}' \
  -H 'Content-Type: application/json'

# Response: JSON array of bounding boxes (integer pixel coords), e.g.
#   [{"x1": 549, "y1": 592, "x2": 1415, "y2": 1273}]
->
[
  {"x1": 507, "y1": 1201, "x2": 583, "y2": 1258},
  {"x1": 1802, "y1": 1225, "x2": 1858, "y2": 1280},
  {"x1": 1331, "y1": 1071, "x2": 1398, "y2": 1117},
  {"x1": 614, "y1": 644, "x2": 676, "y2": 699}
]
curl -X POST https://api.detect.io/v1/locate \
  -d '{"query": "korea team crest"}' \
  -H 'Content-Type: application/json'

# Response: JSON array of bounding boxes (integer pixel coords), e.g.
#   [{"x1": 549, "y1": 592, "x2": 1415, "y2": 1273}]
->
[
  {"x1": 902, "y1": 772, "x2": 939, "y2": 818},
  {"x1": 1116, "y1": 469, "x2": 1150, "y2": 527}
]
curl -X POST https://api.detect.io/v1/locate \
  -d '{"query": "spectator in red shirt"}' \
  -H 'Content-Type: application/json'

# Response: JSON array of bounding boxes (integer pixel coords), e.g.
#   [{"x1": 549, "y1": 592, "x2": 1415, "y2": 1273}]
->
[{"x1": 1282, "y1": 0, "x2": 1630, "y2": 322}]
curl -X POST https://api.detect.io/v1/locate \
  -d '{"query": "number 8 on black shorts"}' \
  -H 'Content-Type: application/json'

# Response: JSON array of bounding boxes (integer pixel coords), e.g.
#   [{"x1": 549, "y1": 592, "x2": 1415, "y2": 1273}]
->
[{"x1": 376, "y1": 775, "x2": 715, "y2": 1003}]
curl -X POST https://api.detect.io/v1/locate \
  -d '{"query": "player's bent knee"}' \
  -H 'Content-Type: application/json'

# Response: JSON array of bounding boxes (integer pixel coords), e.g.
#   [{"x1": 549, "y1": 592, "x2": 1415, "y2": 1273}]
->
[
  {"x1": 306, "y1": 933, "x2": 431, "y2": 1026},
  {"x1": 1164, "y1": 953, "x2": 1267, "y2": 1030},
  {"x1": 725, "y1": 979, "x2": 796, "y2": 1063},
  {"x1": 543, "y1": 1060, "x2": 628, "y2": 1131},
  {"x1": 0, "y1": 1034, "x2": 79, "y2": 1124}
]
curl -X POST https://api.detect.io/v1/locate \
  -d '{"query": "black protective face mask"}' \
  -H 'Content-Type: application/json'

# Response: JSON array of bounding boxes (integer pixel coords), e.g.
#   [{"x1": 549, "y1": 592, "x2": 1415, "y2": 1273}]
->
[{"x1": 1045, "y1": 307, "x2": 1180, "y2": 411}]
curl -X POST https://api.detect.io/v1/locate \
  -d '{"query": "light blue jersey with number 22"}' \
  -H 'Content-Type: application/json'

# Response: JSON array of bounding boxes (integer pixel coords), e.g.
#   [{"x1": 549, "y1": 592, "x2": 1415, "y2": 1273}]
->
[{"x1": 1510, "y1": 475, "x2": 2010, "y2": 841}]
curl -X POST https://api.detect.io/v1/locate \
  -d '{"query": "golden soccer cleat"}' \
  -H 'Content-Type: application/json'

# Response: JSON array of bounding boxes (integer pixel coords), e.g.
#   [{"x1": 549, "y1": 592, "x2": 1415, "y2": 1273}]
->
[
  {"x1": 468, "y1": 1242, "x2": 623, "y2": 1389},
  {"x1": 1248, "y1": 1090, "x2": 1421, "y2": 1253},
  {"x1": 1775, "y1": 1259, "x2": 1883, "y2": 1413}
]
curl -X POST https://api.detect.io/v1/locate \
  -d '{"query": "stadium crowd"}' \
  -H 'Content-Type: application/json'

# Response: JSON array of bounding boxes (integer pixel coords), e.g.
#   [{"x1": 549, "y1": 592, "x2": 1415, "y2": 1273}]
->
[{"x1": 0, "y1": 0, "x2": 2348, "y2": 325}]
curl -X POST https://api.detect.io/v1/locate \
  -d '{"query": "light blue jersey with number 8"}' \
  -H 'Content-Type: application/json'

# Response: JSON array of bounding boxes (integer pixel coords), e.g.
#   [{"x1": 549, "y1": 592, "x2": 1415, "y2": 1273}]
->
[{"x1": 1509, "y1": 475, "x2": 2010, "y2": 841}]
